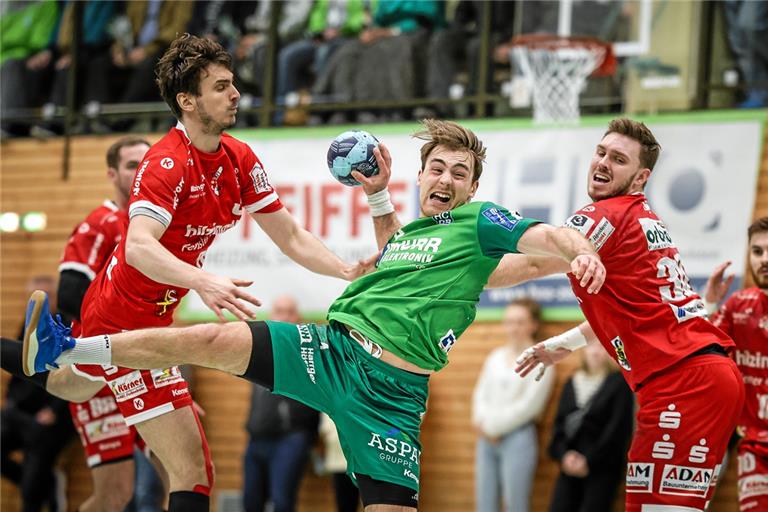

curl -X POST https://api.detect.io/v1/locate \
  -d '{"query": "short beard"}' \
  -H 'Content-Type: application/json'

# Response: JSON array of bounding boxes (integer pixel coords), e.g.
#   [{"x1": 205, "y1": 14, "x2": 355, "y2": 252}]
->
[
  {"x1": 589, "y1": 171, "x2": 638, "y2": 201},
  {"x1": 752, "y1": 268, "x2": 768, "y2": 290},
  {"x1": 197, "y1": 101, "x2": 232, "y2": 136}
]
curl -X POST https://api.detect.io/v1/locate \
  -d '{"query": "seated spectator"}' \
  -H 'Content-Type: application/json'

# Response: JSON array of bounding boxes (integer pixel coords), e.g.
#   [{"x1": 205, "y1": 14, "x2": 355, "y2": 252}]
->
[
  {"x1": 472, "y1": 298, "x2": 554, "y2": 512},
  {"x1": 1, "y1": 275, "x2": 75, "y2": 512},
  {"x1": 318, "y1": 413, "x2": 360, "y2": 512},
  {"x1": 0, "y1": 0, "x2": 59, "y2": 138},
  {"x1": 547, "y1": 340, "x2": 634, "y2": 512},
  {"x1": 243, "y1": 296, "x2": 320, "y2": 512},
  {"x1": 274, "y1": 0, "x2": 368, "y2": 126},
  {"x1": 724, "y1": 0, "x2": 768, "y2": 108},
  {"x1": 312, "y1": 0, "x2": 444, "y2": 123}
]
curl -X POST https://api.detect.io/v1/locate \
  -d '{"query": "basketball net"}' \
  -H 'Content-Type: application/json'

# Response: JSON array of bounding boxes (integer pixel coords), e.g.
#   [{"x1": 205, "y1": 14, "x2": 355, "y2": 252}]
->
[{"x1": 512, "y1": 36, "x2": 612, "y2": 124}]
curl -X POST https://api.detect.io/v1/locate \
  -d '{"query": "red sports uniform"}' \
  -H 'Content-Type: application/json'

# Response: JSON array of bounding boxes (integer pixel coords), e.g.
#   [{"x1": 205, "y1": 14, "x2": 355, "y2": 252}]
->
[
  {"x1": 564, "y1": 193, "x2": 744, "y2": 512},
  {"x1": 74, "y1": 123, "x2": 282, "y2": 427},
  {"x1": 712, "y1": 288, "x2": 768, "y2": 511},
  {"x1": 59, "y1": 200, "x2": 142, "y2": 467}
]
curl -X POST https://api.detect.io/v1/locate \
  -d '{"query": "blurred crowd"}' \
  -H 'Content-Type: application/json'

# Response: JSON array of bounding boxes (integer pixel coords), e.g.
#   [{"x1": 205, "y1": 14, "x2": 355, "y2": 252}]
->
[{"x1": 4, "y1": 0, "x2": 763, "y2": 139}]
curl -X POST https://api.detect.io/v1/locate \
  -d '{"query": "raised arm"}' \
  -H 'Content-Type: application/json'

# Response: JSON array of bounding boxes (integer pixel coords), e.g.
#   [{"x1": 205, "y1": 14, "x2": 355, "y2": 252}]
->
[{"x1": 486, "y1": 254, "x2": 570, "y2": 289}]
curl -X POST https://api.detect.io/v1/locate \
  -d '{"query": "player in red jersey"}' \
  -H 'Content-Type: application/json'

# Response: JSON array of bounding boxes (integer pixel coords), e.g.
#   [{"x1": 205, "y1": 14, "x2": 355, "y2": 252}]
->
[
  {"x1": 512, "y1": 118, "x2": 744, "y2": 512},
  {"x1": 32, "y1": 34, "x2": 373, "y2": 512},
  {"x1": 704, "y1": 217, "x2": 768, "y2": 511}
]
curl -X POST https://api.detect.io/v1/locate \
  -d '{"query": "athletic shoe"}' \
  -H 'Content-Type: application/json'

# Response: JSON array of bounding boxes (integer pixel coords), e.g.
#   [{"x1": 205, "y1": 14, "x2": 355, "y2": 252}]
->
[{"x1": 22, "y1": 290, "x2": 75, "y2": 376}]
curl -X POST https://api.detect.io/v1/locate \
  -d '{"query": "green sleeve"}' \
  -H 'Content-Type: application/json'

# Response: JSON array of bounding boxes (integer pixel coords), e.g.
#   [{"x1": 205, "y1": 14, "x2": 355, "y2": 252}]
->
[
  {"x1": 307, "y1": 0, "x2": 328, "y2": 35},
  {"x1": 477, "y1": 202, "x2": 541, "y2": 258}
]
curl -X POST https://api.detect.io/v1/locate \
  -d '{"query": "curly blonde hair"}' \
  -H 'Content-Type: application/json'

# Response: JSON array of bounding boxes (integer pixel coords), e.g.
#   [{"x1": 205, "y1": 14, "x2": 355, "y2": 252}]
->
[{"x1": 413, "y1": 120, "x2": 487, "y2": 181}]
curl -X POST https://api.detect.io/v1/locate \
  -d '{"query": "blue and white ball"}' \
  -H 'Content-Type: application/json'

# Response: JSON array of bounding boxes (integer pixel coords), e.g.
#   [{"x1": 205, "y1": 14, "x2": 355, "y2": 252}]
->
[{"x1": 327, "y1": 130, "x2": 380, "y2": 186}]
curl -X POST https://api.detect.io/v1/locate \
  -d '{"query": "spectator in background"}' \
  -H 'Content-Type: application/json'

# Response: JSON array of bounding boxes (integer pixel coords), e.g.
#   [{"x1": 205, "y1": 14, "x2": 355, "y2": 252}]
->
[
  {"x1": 0, "y1": 0, "x2": 59, "y2": 138},
  {"x1": 421, "y1": 0, "x2": 516, "y2": 119},
  {"x1": 547, "y1": 340, "x2": 634, "y2": 512},
  {"x1": 318, "y1": 413, "x2": 360, "y2": 512},
  {"x1": 243, "y1": 295, "x2": 320, "y2": 512},
  {"x1": 31, "y1": 0, "x2": 116, "y2": 137},
  {"x1": 724, "y1": 0, "x2": 768, "y2": 108},
  {"x1": 472, "y1": 298, "x2": 554, "y2": 512},
  {"x1": 312, "y1": 0, "x2": 444, "y2": 123},
  {"x1": 1, "y1": 275, "x2": 74, "y2": 512},
  {"x1": 274, "y1": 0, "x2": 368, "y2": 126}
]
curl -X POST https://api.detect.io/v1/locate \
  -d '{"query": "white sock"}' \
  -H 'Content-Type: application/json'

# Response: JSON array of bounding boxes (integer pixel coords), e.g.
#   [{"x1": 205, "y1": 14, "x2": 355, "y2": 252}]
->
[{"x1": 56, "y1": 334, "x2": 112, "y2": 365}]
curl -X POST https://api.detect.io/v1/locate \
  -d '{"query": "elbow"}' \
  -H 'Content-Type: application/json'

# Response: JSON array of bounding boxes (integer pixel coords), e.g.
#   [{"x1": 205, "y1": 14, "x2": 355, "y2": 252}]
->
[{"x1": 124, "y1": 237, "x2": 144, "y2": 268}]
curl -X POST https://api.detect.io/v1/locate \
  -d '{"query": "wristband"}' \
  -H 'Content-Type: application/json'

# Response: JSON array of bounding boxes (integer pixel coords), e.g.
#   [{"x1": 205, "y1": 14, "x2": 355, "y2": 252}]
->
[
  {"x1": 542, "y1": 326, "x2": 588, "y2": 351},
  {"x1": 367, "y1": 189, "x2": 395, "y2": 217},
  {"x1": 702, "y1": 300, "x2": 718, "y2": 315}
]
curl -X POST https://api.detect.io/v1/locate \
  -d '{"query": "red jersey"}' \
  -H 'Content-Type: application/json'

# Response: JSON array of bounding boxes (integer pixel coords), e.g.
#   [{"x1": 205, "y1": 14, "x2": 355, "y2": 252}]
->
[
  {"x1": 81, "y1": 123, "x2": 282, "y2": 330},
  {"x1": 712, "y1": 287, "x2": 768, "y2": 444},
  {"x1": 59, "y1": 200, "x2": 128, "y2": 280},
  {"x1": 564, "y1": 194, "x2": 734, "y2": 390}
]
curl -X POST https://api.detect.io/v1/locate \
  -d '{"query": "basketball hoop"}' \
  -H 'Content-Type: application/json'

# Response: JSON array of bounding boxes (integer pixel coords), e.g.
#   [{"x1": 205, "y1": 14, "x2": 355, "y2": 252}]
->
[{"x1": 511, "y1": 35, "x2": 616, "y2": 124}]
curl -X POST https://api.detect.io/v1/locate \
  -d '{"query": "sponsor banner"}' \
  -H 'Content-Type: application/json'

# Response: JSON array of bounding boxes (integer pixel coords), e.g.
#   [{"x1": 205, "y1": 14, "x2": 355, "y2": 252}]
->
[
  {"x1": 626, "y1": 462, "x2": 655, "y2": 493},
  {"x1": 84, "y1": 413, "x2": 131, "y2": 443},
  {"x1": 150, "y1": 367, "x2": 184, "y2": 388},
  {"x1": 739, "y1": 473, "x2": 768, "y2": 500},
  {"x1": 108, "y1": 370, "x2": 148, "y2": 402},
  {"x1": 659, "y1": 464, "x2": 714, "y2": 498},
  {"x1": 179, "y1": 115, "x2": 762, "y2": 320}
]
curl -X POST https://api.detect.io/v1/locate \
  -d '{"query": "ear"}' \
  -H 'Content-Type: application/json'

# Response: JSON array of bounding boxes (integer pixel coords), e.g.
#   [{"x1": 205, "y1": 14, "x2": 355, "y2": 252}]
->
[
  {"x1": 468, "y1": 179, "x2": 479, "y2": 199},
  {"x1": 416, "y1": 168, "x2": 424, "y2": 186},
  {"x1": 107, "y1": 167, "x2": 118, "y2": 182},
  {"x1": 176, "y1": 92, "x2": 195, "y2": 114},
  {"x1": 636, "y1": 168, "x2": 652, "y2": 189}
]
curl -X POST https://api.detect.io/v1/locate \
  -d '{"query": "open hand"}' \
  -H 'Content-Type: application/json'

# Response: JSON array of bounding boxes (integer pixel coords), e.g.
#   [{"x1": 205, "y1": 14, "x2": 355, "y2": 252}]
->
[
  {"x1": 570, "y1": 254, "x2": 605, "y2": 294},
  {"x1": 196, "y1": 274, "x2": 261, "y2": 321},
  {"x1": 515, "y1": 342, "x2": 572, "y2": 381},
  {"x1": 703, "y1": 260, "x2": 733, "y2": 305},
  {"x1": 341, "y1": 252, "x2": 380, "y2": 281}
]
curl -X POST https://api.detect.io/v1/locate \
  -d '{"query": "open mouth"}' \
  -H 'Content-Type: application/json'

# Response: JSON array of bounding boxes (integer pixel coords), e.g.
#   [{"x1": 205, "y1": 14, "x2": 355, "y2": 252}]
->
[
  {"x1": 592, "y1": 172, "x2": 610, "y2": 184},
  {"x1": 429, "y1": 191, "x2": 451, "y2": 204}
]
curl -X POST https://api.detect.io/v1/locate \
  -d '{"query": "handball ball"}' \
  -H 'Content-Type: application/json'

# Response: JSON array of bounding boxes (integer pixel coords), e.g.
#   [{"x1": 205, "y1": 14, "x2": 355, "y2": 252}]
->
[{"x1": 327, "y1": 130, "x2": 380, "y2": 186}]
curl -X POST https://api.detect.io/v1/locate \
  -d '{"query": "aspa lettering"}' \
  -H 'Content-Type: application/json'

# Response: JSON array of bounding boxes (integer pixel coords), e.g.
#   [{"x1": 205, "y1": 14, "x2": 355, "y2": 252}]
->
[
  {"x1": 659, "y1": 464, "x2": 713, "y2": 498},
  {"x1": 482, "y1": 207, "x2": 519, "y2": 231},
  {"x1": 367, "y1": 432, "x2": 420, "y2": 469},
  {"x1": 639, "y1": 218, "x2": 675, "y2": 251},
  {"x1": 108, "y1": 371, "x2": 148, "y2": 402},
  {"x1": 626, "y1": 463, "x2": 654, "y2": 493},
  {"x1": 563, "y1": 214, "x2": 595, "y2": 236}
]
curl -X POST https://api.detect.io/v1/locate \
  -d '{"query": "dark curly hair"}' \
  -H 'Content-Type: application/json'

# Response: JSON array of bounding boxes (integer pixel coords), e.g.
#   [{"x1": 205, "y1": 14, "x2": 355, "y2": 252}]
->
[{"x1": 155, "y1": 33, "x2": 232, "y2": 119}]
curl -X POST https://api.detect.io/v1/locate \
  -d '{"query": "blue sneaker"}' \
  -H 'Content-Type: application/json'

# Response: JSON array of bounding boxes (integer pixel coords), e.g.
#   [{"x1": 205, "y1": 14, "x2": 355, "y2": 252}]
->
[{"x1": 22, "y1": 290, "x2": 75, "y2": 376}]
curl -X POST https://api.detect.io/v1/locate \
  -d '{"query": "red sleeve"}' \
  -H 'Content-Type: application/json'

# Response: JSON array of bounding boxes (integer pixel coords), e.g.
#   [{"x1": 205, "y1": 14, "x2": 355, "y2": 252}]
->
[
  {"x1": 237, "y1": 147, "x2": 282, "y2": 214},
  {"x1": 562, "y1": 202, "x2": 618, "y2": 254},
  {"x1": 59, "y1": 209, "x2": 123, "y2": 279},
  {"x1": 711, "y1": 295, "x2": 735, "y2": 337},
  {"x1": 127, "y1": 155, "x2": 188, "y2": 226}
]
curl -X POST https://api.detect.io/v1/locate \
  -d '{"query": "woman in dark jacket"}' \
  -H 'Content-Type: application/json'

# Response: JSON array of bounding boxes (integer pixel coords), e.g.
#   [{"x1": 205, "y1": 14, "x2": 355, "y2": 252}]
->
[{"x1": 548, "y1": 341, "x2": 635, "y2": 512}]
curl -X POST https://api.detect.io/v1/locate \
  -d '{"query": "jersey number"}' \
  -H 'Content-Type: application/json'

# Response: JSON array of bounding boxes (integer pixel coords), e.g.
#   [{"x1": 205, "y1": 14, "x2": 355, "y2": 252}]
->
[
  {"x1": 656, "y1": 254, "x2": 695, "y2": 303},
  {"x1": 758, "y1": 393, "x2": 768, "y2": 420}
]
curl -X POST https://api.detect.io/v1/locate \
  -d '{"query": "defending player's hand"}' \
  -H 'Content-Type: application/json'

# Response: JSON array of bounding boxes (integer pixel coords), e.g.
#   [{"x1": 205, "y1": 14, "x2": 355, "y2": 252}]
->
[
  {"x1": 341, "y1": 252, "x2": 380, "y2": 281},
  {"x1": 515, "y1": 342, "x2": 572, "y2": 381},
  {"x1": 351, "y1": 142, "x2": 392, "y2": 195},
  {"x1": 703, "y1": 260, "x2": 733, "y2": 305},
  {"x1": 570, "y1": 253, "x2": 605, "y2": 294},
  {"x1": 197, "y1": 274, "x2": 261, "y2": 322}
]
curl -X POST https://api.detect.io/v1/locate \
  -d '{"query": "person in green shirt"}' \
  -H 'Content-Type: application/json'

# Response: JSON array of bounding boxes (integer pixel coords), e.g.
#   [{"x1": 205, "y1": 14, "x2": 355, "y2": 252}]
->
[{"x1": 24, "y1": 120, "x2": 604, "y2": 511}]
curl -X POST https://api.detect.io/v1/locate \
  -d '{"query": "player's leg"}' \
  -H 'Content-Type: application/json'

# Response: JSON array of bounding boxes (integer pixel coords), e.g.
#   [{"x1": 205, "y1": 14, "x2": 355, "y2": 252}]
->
[
  {"x1": 736, "y1": 441, "x2": 768, "y2": 511},
  {"x1": 79, "y1": 459, "x2": 135, "y2": 512}
]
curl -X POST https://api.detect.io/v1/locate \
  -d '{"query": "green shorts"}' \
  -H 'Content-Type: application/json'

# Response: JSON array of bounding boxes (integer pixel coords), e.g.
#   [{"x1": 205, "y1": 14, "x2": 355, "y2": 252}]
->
[{"x1": 266, "y1": 320, "x2": 429, "y2": 492}]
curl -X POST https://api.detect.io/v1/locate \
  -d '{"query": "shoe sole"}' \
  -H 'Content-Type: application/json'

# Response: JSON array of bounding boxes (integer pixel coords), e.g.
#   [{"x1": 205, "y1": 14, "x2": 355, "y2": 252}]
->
[{"x1": 22, "y1": 290, "x2": 46, "y2": 376}]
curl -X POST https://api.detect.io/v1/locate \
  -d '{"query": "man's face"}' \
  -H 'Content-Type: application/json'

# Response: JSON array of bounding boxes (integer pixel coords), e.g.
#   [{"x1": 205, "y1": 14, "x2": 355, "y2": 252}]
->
[
  {"x1": 503, "y1": 305, "x2": 537, "y2": 342},
  {"x1": 417, "y1": 145, "x2": 478, "y2": 217},
  {"x1": 749, "y1": 231, "x2": 768, "y2": 289},
  {"x1": 109, "y1": 143, "x2": 150, "y2": 201},
  {"x1": 588, "y1": 132, "x2": 649, "y2": 201},
  {"x1": 193, "y1": 64, "x2": 240, "y2": 134},
  {"x1": 270, "y1": 296, "x2": 300, "y2": 323}
]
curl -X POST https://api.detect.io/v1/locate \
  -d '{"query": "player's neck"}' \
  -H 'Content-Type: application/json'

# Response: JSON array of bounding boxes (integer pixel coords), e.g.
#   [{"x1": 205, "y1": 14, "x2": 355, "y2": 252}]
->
[
  {"x1": 180, "y1": 117, "x2": 222, "y2": 153},
  {"x1": 114, "y1": 194, "x2": 128, "y2": 211}
]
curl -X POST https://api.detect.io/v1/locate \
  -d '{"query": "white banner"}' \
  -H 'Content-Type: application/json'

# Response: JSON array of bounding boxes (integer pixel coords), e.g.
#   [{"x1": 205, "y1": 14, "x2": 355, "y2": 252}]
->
[{"x1": 179, "y1": 117, "x2": 762, "y2": 320}]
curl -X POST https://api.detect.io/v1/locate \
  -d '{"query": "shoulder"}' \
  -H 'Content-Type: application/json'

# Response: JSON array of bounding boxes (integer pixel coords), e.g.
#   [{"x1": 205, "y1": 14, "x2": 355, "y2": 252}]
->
[
  {"x1": 83, "y1": 201, "x2": 119, "y2": 224},
  {"x1": 222, "y1": 133, "x2": 258, "y2": 161},
  {"x1": 728, "y1": 288, "x2": 763, "y2": 306}
]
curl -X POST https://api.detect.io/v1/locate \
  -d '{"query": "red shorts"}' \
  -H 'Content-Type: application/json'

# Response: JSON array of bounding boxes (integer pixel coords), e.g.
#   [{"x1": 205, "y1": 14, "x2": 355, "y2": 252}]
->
[
  {"x1": 71, "y1": 317, "x2": 192, "y2": 426},
  {"x1": 70, "y1": 386, "x2": 145, "y2": 468},
  {"x1": 737, "y1": 440, "x2": 768, "y2": 511},
  {"x1": 625, "y1": 354, "x2": 744, "y2": 512}
]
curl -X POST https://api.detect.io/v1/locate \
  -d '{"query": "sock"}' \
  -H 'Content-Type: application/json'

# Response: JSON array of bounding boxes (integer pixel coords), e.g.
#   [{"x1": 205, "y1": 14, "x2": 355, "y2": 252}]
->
[
  {"x1": 1, "y1": 337, "x2": 49, "y2": 389},
  {"x1": 168, "y1": 491, "x2": 209, "y2": 512},
  {"x1": 56, "y1": 334, "x2": 112, "y2": 365}
]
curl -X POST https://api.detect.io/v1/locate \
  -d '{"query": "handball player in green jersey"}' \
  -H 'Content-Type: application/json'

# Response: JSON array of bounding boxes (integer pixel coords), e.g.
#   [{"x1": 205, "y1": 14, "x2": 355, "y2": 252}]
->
[{"x1": 24, "y1": 120, "x2": 605, "y2": 511}]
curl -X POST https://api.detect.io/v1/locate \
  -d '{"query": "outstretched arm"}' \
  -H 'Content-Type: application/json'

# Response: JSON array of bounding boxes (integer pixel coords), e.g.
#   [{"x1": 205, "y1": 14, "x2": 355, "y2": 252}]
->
[
  {"x1": 486, "y1": 254, "x2": 570, "y2": 289},
  {"x1": 515, "y1": 322, "x2": 598, "y2": 380}
]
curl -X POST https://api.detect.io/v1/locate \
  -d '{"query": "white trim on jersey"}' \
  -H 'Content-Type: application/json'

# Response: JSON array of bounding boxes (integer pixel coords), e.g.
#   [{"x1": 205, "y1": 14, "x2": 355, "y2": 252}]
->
[
  {"x1": 124, "y1": 402, "x2": 176, "y2": 426},
  {"x1": 640, "y1": 506, "x2": 703, "y2": 512},
  {"x1": 58, "y1": 262, "x2": 96, "y2": 280},
  {"x1": 70, "y1": 364, "x2": 108, "y2": 382},
  {"x1": 129, "y1": 201, "x2": 172, "y2": 227},
  {"x1": 245, "y1": 192, "x2": 280, "y2": 213},
  {"x1": 102, "y1": 200, "x2": 119, "y2": 212}
]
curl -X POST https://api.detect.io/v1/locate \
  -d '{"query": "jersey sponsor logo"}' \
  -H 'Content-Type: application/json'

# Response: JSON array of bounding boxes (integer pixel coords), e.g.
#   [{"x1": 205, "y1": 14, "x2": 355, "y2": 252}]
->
[
  {"x1": 181, "y1": 235, "x2": 211, "y2": 252},
  {"x1": 232, "y1": 203, "x2": 243, "y2": 216},
  {"x1": 88, "y1": 395, "x2": 118, "y2": 417},
  {"x1": 211, "y1": 166, "x2": 223, "y2": 196},
  {"x1": 610, "y1": 336, "x2": 631, "y2": 371},
  {"x1": 438, "y1": 329, "x2": 457, "y2": 353},
  {"x1": 432, "y1": 211, "x2": 453, "y2": 225},
  {"x1": 669, "y1": 298, "x2": 707, "y2": 324},
  {"x1": 109, "y1": 371, "x2": 148, "y2": 402},
  {"x1": 659, "y1": 464, "x2": 714, "y2": 498},
  {"x1": 589, "y1": 218, "x2": 614, "y2": 251},
  {"x1": 190, "y1": 182, "x2": 205, "y2": 198},
  {"x1": 297, "y1": 324, "x2": 316, "y2": 384},
  {"x1": 652, "y1": 434, "x2": 676, "y2": 460},
  {"x1": 184, "y1": 221, "x2": 237, "y2": 238},
  {"x1": 78, "y1": 222, "x2": 90, "y2": 234},
  {"x1": 367, "y1": 431, "x2": 420, "y2": 469},
  {"x1": 160, "y1": 157, "x2": 174, "y2": 170},
  {"x1": 150, "y1": 367, "x2": 184, "y2": 388},
  {"x1": 133, "y1": 398, "x2": 145, "y2": 410},
  {"x1": 380, "y1": 237, "x2": 442, "y2": 265},
  {"x1": 689, "y1": 439, "x2": 710, "y2": 464},
  {"x1": 132, "y1": 160, "x2": 150, "y2": 196},
  {"x1": 155, "y1": 289, "x2": 178, "y2": 316},
  {"x1": 563, "y1": 214, "x2": 595, "y2": 236},
  {"x1": 658, "y1": 404, "x2": 681, "y2": 429},
  {"x1": 739, "y1": 473, "x2": 768, "y2": 500},
  {"x1": 84, "y1": 413, "x2": 130, "y2": 443},
  {"x1": 626, "y1": 462, "x2": 654, "y2": 493},
  {"x1": 250, "y1": 162, "x2": 272, "y2": 194},
  {"x1": 172, "y1": 176, "x2": 185, "y2": 210},
  {"x1": 581, "y1": 205, "x2": 596, "y2": 212},
  {"x1": 482, "y1": 207, "x2": 519, "y2": 231},
  {"x1": 403, "y1": 469, "x2": 419, "y2": 484},
  {"x1": 171, "y1": 388, "x2": 189, "y2": 397},
  {"x1": 736, "y1": 350, "x2": 768, "y2": 370},
  {"x1": 639, "y1": 218, "x2": 675, "y2": 251}
]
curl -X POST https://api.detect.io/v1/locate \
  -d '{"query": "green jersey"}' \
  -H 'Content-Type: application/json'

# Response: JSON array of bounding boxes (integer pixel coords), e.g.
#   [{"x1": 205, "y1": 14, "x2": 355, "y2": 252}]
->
[{"x1": 328, "y1": 201, "x2": 540, "y2": 371}]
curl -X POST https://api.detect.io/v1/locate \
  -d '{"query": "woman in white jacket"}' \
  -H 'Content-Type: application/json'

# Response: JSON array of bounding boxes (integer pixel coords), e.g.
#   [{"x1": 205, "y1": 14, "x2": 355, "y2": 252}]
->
[{"x1": 472, "y1": 298, "x2": 555, "y2": 512}]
